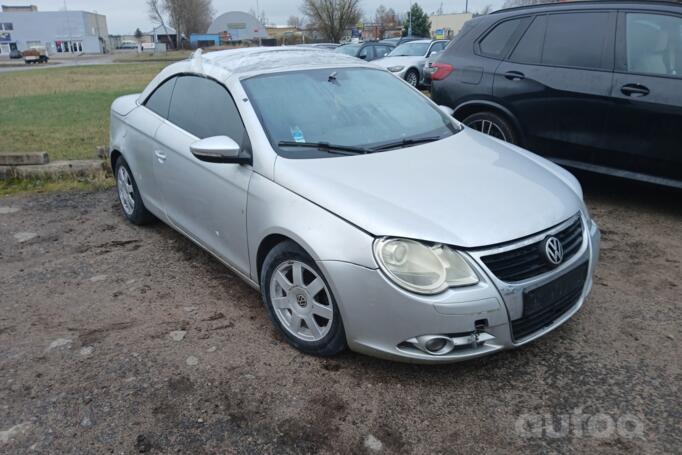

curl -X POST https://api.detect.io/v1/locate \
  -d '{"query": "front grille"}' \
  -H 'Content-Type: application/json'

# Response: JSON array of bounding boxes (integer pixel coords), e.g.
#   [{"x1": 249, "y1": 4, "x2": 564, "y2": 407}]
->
[
  {"x1": 480, "y1": 216, "x2": 583, "y2": 282},
  {"x1": 512, "y1": 262, "x2": 588, "y2": 340}
]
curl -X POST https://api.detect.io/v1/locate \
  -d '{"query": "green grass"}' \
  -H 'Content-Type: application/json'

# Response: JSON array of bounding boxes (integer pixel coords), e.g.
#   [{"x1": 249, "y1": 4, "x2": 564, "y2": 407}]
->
[
  {"x1": 0, "y1": 63, "x2": 168, "y2": 161},
  {"x1": 113, "y1": 50, "x2": 192, "y2": 63},
  {"x1": 0, "y1": 174, "x2": 114, "y2": 197}
]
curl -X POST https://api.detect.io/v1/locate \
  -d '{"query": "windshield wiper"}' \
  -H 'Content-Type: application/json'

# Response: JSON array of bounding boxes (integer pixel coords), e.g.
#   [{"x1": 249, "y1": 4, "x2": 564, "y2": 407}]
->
[
  {"x1": 278, "y1": 141, "x2": 369, "y2": 155},
  {"x1": 370, "y1": 136, "x2": 441, "y2": 152}
]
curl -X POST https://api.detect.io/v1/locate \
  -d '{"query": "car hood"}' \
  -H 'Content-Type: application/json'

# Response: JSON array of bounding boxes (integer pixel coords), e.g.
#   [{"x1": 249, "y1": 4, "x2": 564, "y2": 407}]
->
[
  {"x1": 373, "y1": 55, "x2": 425, "y2": 68},
  {"x1": 273, "y1": 129, "x2": 583, "y2": 248}
]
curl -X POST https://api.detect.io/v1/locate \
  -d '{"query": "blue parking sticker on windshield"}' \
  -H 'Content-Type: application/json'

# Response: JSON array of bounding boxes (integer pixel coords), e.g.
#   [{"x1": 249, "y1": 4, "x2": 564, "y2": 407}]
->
[{"x1": 290, "y1": 126, "x2": 305, "y2": 143}]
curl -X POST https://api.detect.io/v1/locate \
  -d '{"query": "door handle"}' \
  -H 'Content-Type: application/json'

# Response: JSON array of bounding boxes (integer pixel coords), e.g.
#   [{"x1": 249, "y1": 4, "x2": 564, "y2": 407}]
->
[
  {"x1": 504, "y1": 71, "x2": 525, "y2": 81},
  {"x1": 621, "y1": 84, "x2": 649, "y2": 97},
  {"x1": 154, "y1": 150, "x2": 167, "y2": 163}
]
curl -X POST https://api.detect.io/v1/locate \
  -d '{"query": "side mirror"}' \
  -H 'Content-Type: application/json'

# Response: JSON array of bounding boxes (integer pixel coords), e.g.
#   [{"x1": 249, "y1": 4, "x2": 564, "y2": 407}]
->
[
  {"x1": 190, "y1": 136, "x2": 249, "y2": 164},
  {"x1": 438, "y1": 105, "x2": 454, "y2": 116},
  {"x1": 358, "y1": 54, "x2": 367, "y2": 60},
  {"x1": 429, "y1": 51, "x2": 439, "y2": 58}
]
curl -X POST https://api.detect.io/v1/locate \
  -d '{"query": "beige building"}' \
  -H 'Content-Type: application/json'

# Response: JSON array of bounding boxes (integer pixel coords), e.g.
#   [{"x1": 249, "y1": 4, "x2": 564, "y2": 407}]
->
[{"x1": 429, "y1": 13, "x2": 473, "y2": 39}]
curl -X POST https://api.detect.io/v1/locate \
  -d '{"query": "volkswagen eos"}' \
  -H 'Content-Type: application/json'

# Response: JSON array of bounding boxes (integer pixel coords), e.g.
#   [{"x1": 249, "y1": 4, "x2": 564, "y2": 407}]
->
[{"x1": 109, "y1": 48, "x2": 600, "y2": 363}]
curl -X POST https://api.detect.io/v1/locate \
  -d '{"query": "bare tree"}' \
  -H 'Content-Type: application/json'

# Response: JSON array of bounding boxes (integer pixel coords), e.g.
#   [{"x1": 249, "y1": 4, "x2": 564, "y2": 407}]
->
[
  {"x1": 473, "y1": 4, "x2": 493, "y2": 16},
  {"x1": 164, "y1": 0, "x2": 214, "y2": 46},
  {"x1": 147, "y1": 0, "x2": 173, "y2": 49},
  {"x1": 287, "y1": 15, "x2": 304, "y2": 28},
  {"x1": 301, "y1": 0, "x2": 362, "y2": 43},
  {"x1": 373, "y1": 5, "x2": 399, "y2": 39}
]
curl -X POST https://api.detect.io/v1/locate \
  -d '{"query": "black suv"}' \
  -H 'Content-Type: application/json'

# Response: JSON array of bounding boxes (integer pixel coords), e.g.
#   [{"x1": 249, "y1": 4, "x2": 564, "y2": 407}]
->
[{"x1": 431, "y1": 1, "x2": 682, "y2": 187}]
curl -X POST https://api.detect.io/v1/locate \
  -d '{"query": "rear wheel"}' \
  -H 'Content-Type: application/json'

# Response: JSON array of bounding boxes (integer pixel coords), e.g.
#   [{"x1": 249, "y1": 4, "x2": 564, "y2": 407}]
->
[
  {"x1": 261, "y1": 241, "x2": 347, "y2": 357},
  {"x1": 114, "y1": 158, "x2": 155, "y2": 225},
  {"x1": 405, "y1": 69, "x2": 419, "y2": 87},
  {"x1": 463, "y1": 111, "x2": 519, "y2": 145}
]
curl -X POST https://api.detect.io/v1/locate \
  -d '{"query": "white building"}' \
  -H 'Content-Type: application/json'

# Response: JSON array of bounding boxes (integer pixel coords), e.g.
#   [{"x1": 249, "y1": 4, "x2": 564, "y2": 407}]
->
[{"x1": 0, "y1": 5, "x2": 109, "y2": 57}]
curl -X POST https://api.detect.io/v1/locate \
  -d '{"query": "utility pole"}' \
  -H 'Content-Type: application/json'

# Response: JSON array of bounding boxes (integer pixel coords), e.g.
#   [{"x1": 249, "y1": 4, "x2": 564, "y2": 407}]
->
[{"x1": 465, "y1": 0, "x2": 469, "y2": 13}]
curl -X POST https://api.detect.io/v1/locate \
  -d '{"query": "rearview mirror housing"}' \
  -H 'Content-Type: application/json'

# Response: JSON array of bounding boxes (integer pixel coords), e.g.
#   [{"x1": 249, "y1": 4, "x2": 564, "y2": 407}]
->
[{"x1": 190, "y1": 136, "x2": 249, "y2": 164}]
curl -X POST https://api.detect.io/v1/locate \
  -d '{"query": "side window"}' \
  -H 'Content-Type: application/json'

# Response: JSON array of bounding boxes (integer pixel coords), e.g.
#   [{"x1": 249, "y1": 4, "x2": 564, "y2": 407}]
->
[
  {"x1": 168, "y1": 75, "x2": 246, "y2": 144},
  {"x1": 358, "y1": 46, "x2": 372, "y2": 60},
  {"x1": 478, "y1": 18, "x2": 527, "y2": 59},
  {"x1": 625, "y1": 13, "x2": 682, "y2": 77},
  {"x1": 144, "y1": 77, "x2": 176, "y2": 118},
  {"x1": 429, "y1": 41, "x2": 446, "y2": 55},
  {"x1": 542, "y1": 12, "x2": 611, "y2": 69},
  {"x1": 510, "y1": 15, "x2": 547, "y2": 64},
  {"x1": 375, "y1": 45, "x2": 391, "y2": 58}
]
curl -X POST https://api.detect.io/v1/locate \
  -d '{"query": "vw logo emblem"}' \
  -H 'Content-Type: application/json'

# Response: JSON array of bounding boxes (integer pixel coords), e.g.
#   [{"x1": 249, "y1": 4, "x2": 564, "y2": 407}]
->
[
  {"x1": 296, "y1": 294, "x2": 307, "y2": 307},
  {"x1": 543, "y1": 236, "x2": 564, "y2": 266}
]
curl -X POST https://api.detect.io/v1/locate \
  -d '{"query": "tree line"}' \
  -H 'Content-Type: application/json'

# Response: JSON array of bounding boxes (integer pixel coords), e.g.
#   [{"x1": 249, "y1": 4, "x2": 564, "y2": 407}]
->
[{"x1": 143, "y1": 0, "x2": 493, "y2": 46}]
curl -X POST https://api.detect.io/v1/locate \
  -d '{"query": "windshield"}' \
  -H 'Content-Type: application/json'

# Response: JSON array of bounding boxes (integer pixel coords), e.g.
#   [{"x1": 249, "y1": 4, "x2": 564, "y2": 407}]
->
[
  {"x1": 334, "y1": 44, "x2": 360, "y2": 56},
  {"x1": 242, "y1": 68, "x2": 459, "y2": 158},
  {"x1": 389, "y1": 42, "x2": 429, "y2": 56}
]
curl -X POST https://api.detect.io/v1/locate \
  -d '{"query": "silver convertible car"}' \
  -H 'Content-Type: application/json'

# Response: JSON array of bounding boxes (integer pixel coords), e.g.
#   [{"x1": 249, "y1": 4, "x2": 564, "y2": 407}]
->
[{"x1": 109, "y1": 48, "x2": 600, "y2": 363}]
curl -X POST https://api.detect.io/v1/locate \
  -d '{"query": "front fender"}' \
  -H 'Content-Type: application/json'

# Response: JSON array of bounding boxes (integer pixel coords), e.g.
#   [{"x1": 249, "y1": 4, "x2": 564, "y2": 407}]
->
[{"x1": 247, "y1": 172, "x2": 378, "y2": 280}]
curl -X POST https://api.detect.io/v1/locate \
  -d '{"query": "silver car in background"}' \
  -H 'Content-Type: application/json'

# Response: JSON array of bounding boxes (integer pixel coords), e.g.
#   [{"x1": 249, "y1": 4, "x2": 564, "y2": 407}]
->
[
  {"x1": 109, "y1": 48, "x2": 600, "y2": 363},
  {"x1": 373, "y1": 39, "x2": 449, "y2": 87}
]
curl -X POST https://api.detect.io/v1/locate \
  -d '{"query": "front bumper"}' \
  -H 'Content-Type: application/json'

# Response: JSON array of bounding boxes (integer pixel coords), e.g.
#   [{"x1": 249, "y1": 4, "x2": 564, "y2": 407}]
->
[{"x1": 319, "y1": 216, "x2": 600, "y2": 364}]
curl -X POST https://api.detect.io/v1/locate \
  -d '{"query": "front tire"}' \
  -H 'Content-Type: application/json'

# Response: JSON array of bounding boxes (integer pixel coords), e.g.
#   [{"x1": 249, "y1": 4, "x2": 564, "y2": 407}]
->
[
  {"x1": 261, "y1": 241, "x2": 347, "y2": 357},
  {"x1": 114, "y1": 158, "x2": 155, "y2": 225},
  {"x1": 462, "y1": 111, "x2": 519, "y2": 145},
  {"x1": 405, "y1": 69, "x2": 419, "y2": 88}
]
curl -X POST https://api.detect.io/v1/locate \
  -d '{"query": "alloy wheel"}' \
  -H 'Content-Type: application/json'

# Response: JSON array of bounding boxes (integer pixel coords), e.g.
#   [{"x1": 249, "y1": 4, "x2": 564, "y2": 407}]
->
[
  {"x1": 466, "y1": 119, "x2": 508, "y2": 141},
  {"x1": 269, "y1": 260, "x2": 334, "y2": 342},
  {"x1": 117, "y1": 165, "x2": 135, "y2": 216},
  {"x1": 406, "y1": 71, "x2": 419, "y2": 87}
]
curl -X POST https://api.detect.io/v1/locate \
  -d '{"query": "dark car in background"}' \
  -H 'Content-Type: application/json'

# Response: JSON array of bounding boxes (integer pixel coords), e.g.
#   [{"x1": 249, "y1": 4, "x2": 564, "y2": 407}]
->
[
  {"x1": 431, "y1": 1, "x2": 682, "y2": 188},
  {"x1": 334, "y1": 42, "x2": 395, "y2": 62}
]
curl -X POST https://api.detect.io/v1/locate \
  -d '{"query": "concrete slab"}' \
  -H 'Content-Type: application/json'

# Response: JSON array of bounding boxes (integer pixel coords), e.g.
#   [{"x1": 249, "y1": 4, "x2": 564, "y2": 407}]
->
[
  {"x1": 0, "y1": 152, "x2": 49, "y2": 166},
  {"x1": 11, "y1": 160, "x2": 106, "y2": 179},
  {"x1": 0, "y1": 166, "x2": 11, "y2": 179}
]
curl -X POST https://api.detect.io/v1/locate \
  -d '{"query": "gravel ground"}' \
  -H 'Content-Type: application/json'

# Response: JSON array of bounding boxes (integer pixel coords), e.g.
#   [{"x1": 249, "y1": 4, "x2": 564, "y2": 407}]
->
[{"x1": 0, "y1": 175, "x2": 680, "y2": 454}]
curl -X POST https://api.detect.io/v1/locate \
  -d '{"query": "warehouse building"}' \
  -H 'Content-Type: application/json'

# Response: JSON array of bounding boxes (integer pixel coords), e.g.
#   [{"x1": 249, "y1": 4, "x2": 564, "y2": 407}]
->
[
  {"x1": 207, "y1": 11, "x2": 267, "y2": 42},
  {"x1": 0, "y1": 4, "x2": 109, "y2": 57}
]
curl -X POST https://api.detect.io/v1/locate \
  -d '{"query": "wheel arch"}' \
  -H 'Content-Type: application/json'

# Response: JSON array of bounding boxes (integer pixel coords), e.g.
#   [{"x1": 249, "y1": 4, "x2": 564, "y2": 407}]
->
[
  {"x1": 256, "y1": 233, "x2": 294, "y2": 284},
  {"x1": 453, "y1": 100, "x2": 526, "y2": 145},
  {"x1": 110, "y1": 149, "x2": 122, "y2": 172},
  {"x1": 255, "y1": 231, "x2": 327, "y2": 286}
]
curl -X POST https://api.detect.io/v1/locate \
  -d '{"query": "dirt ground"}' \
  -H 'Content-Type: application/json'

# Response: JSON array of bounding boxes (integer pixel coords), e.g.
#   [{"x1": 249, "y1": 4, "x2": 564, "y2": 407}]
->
[{"x1": 0, "y1": 174, "x2": 680, "y2": 454}]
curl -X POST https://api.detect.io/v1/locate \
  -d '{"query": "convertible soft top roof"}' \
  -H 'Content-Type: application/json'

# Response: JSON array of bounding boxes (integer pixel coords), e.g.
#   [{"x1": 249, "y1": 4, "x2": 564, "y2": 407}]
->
[
  {"x1": 202, "y1": 47, "x2": 363, "y2": 74},
  {"x1": 137, "y1": 47, "x2": 375, "y2": 104}
]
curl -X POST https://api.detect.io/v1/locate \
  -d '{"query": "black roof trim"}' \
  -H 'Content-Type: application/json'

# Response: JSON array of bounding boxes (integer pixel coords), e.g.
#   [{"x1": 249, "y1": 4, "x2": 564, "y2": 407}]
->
[{"x1": 492, "y1": 1, "x2": 682, "y2": 15}]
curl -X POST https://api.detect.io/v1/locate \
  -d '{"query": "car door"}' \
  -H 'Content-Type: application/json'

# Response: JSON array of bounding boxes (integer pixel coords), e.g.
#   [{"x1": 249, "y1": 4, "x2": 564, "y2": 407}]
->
[
  {"x1": 153, "y1": 75, "x2": 253, "y2": 275},
  {"x1": 493, "y1": 11, "x2": 617, "y2": 163},
  {"x1": 606, "y1": 10, "x2": 682, "y2": 182},
  {"x1": 123, "y1": 76, "x2": 177, "y2": 216}
]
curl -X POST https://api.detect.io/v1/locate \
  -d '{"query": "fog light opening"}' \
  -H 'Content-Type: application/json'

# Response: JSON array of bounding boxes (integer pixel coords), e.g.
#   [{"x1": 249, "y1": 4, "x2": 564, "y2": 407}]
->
[{"x1": 425, "y1": 338, "x2": 447, "y2": 353}]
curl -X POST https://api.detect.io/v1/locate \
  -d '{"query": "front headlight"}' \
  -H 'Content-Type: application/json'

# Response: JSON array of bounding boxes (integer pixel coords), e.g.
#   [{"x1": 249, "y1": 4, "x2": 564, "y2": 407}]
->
[
  {"x1": 373, "y1": 238, "x2": 479, "y2": 295},
  {"x1": 387, "y1": 65, "x2": 405, "y2": 72}
]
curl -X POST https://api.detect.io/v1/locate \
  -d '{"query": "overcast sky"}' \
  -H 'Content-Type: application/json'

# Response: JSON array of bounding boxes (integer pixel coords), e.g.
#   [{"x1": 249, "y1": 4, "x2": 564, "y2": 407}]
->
[{"x1": 24, "y1": 0, "x2": 507, "y2": 34}]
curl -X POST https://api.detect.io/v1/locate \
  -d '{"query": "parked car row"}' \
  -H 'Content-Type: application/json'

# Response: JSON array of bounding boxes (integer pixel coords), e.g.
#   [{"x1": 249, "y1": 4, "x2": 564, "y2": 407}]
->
[
  {"x1": 373, "y1": 39, "x2": 449, "y2": 87},
  {"x1": 429, "y1": 0, "x2": 682, "y2": 188}
]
